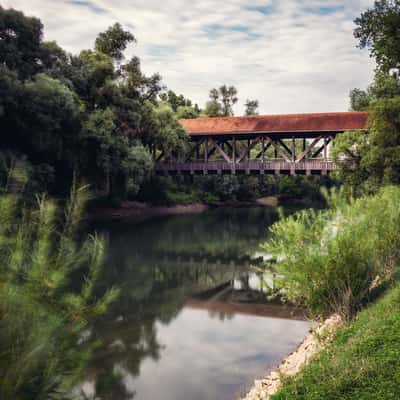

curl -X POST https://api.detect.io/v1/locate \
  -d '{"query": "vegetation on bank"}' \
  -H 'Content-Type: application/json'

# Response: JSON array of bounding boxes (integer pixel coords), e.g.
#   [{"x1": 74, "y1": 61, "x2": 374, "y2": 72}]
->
[
  {"x1": 264, "y1": 186, "x2": 400, "y2": 320},
  {"x1": 270, "y1": 281, "x2": 400, "y2": 400},
  {"x1": 135, "y1": 175, "x2": 335, "y2": 206},
  {"x1": 0, "y1": 185, "x2": 118, "y2": 399}
]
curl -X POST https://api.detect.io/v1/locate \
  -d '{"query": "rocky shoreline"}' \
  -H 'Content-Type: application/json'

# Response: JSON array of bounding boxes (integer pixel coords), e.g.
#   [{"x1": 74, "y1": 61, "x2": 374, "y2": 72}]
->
[{"x1": 242, "y1": 314, "x2": 343, "y2": 400}]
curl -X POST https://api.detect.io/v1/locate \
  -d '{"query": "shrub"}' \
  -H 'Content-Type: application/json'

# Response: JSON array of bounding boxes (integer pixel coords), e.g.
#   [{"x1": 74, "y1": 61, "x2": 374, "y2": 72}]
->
[
  {"x1": 0, "y1": 185, "x2": 119, "y2": 399},
  {"x1": 263, "y1": 186, "x2": 400, "y2": 319}
]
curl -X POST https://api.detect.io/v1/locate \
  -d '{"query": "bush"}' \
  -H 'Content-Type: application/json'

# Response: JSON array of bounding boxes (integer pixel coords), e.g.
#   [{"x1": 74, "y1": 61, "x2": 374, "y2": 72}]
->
[
  {"x1": 0, "y1": 185, "x2": 119, "y2": 399},
  {"x1": 263, "y1": 186, "x2": 400, "y2": 319}
]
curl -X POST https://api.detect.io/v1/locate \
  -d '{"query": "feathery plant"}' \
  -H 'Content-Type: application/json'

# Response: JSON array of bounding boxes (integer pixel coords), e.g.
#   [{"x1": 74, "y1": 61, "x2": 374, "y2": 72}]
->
[
  {"x1": 263, "y1": 186, "x2": 400, "y2": 320},
  {"x1": 0, "y1": 184, "x2": 119, "y2": 399}
]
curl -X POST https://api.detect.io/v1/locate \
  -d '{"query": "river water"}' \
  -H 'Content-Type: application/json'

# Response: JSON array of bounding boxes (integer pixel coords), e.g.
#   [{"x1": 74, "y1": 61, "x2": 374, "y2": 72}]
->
[{"x1": 81, "y1": 207, "x2": 309, "y2": 400}]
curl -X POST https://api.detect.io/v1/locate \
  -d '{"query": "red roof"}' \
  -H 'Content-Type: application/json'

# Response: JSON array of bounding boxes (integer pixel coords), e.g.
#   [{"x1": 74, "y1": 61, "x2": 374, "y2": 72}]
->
[{"x1": 179, "y1": 112, "x2": 368, "y2": 136}]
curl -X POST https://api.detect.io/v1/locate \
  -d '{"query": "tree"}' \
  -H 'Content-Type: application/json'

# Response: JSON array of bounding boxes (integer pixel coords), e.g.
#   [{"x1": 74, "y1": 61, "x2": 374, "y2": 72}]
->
[
  {"x1": 354, "y1": 0, "x2": 400, "y2": 71},
  {"x1": 219, "y1": 85, "x2": 238, "y2": 116},
  {"x1": 0, "y1": 187, "x2": 119, "y2": 399},
  {"x1": 204, "y1": 85, "x2": 238, "y2": 117},
  {"x1": 95, "y1": 22, "x2": 135, "y2": 62},
  {"x1": 349, "y1": 88, "x2": 371, "y2": 111},
  {"x1": 363, "y1": 97, "x2": 400, "y2": 186},
  {"x1": 0, "y1": 6, "x2": 44, "y2": 78},
  {"x1": 244, "y1": 99, "x2": 259, "y2": 115},
  {"x1": 0, "y1": 7, "x2": 191, "y2": 200}
]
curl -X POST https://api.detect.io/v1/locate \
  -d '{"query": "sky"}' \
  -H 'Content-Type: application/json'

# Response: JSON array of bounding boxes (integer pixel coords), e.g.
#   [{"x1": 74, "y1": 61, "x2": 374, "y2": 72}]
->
[{"x1": 3, "y1": 0, "x2": 376, "y2": 115}]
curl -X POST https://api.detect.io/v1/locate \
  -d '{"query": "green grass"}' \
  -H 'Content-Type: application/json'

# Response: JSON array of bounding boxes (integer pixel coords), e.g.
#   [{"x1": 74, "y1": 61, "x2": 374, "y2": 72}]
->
[{"x1": 271, "y1": 283, "x2": 400, "y2": 400}]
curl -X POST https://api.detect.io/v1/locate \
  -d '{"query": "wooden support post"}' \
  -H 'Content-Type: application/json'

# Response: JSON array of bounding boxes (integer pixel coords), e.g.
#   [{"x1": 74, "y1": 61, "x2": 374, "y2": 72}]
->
[
  {"x1": 323, "y1": 136, "x2": 328, "y2": 161},
  {"x1": 232, "y1": 137, "x2": 236, "y2": 174},
  {"x1": 292, "y1": 136, "x2": 296, "y2": 162},
  {"x1": 262, "y1": 137, "x2": 265, "y2": 163},
  {"x1": 303, "y1": 138, "x2": 306, "y2": 152},
  {"x1": 205, "y1": 138, "x2": 208, "y2": 163}
]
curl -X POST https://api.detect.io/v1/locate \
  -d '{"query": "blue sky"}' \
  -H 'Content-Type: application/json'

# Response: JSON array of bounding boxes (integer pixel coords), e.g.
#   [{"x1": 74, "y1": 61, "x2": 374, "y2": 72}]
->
[{"x1": 3, "y1": 0, "x2": 375, "y2": 114}]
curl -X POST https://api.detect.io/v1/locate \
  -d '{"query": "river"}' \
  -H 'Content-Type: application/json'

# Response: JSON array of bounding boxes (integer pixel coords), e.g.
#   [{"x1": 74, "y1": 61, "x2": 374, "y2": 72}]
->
[{"x1": 80, "y1": 207, "x2": 309, "y2": 400}]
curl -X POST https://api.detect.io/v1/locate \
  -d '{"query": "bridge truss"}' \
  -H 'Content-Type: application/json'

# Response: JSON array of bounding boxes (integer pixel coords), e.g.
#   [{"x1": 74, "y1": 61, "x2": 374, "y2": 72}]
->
[
  {"x1": 154, "y1": 112, "x2": 368, "y2": 176},
  {"x1": 156, "y1": 133, "x2": 337, "y2": 176}
]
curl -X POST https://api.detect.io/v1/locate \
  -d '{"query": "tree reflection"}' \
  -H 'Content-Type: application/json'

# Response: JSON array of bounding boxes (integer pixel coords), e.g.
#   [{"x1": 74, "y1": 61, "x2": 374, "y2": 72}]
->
[{"x1": 81, "y1": 207, "x2": 281, "y2": 399}]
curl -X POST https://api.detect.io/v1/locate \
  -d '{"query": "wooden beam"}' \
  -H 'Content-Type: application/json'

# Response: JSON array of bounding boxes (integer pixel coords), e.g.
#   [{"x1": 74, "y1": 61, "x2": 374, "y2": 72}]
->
[
  {"x1": 296, "y1": 136, "x2": 322, "y2": 162},
  {"x1": 312, "y1": 138, "x2": 332, "y2": 158},
  {"x1": 255, "y1": 142, "x2": 271, "y2": 160},
  {"x1": 269, "y1": 139, "x2": 291, "y2": 163},
  {"x1": 277, "y1": 139, "x2": 293, "y2": 158},
  {"x1": 185, "y1": 139, "x2": 205, "y2": 162},
  {"x1": 211, "y1": 139, "x2": 233, "y2": 163},
  {"x1": 237, "y1": 137, "x2": 261, "y2": 163},
  {"x1": 156, "y1": 151, "x2": 165, "y2": 162}
]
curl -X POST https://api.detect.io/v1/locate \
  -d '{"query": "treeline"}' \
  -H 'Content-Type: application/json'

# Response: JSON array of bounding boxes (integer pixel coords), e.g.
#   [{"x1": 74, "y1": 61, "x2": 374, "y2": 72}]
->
[
  {"x1": 0, "y1": 6, "x2": 263, "y2": 204},
  {"x1": 0, "y1": 6, "x2": 192, "y2": 199}
]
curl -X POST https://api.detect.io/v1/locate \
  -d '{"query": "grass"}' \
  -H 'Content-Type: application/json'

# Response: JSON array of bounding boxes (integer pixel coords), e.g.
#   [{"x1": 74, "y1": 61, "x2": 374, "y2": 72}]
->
[{"x1": 271, "y1": 282, "x2": 400, "y2": 400}]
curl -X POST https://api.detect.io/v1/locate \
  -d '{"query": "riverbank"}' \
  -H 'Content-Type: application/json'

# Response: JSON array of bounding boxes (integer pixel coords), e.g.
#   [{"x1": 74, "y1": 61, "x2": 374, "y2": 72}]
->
[
  {"x1": 86, "y1": 196, "x2": 282, "y2": 222},
  {"x1": 244, "y1": 282, "x2": 400, "y2": 400},
  {"x1": 86, "y1": 201, "x2": 209, "y2": 222},
  {"x1": 243, "y1": 314, "x2": 343, "y2": 400}
]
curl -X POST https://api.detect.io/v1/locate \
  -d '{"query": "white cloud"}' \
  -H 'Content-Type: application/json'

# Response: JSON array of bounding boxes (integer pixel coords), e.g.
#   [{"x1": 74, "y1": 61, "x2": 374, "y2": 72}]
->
[{"x1": 2, "y1": 0, "x2": 376, "y2": 114}]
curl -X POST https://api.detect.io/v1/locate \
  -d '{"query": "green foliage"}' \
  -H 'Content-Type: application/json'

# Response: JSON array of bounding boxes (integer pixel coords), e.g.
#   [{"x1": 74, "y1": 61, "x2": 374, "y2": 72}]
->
[
  {"x1": 204, "y1": 85, "x2": 238, "y2": 117},
  {"x1": 0, "y1": 6, "x2": 44, "y2": 79},
  {"x1": 349, "y1": 88, "x2": 370, "y2": 111},
  {"x1": 0, "y1": 185, "x2": 119, "y2": 399},
  {"x1": 95, "y1": 22, "x2": 135, "y2": 62},
  {"x1": 263, "y1": 186, "x2": 400, "y2": 319},
  {"x1": 0, "y1": 6, "x2": 188, "y2": 199},
  {"x1": 159, "y1": 90, "x2": 199, "y2": 113},
  {"x1": 244, "y1": 99, "x2": 259, "y2": 115},
  {"x1": 364, "y1": 97, "x2": 400, "y2": 186},
  {"x1": 343, "y1": 73, "x2": 400, "y2": 192},
  {"x1": 271, "y1": 282, "x2": 400, "y2": 399},
  {"x1": 354, "y1": 0, "x2": 400, "y2": 72}
]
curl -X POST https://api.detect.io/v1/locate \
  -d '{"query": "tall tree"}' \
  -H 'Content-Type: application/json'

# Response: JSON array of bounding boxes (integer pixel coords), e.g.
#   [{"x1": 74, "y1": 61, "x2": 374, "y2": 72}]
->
[
  {"x1": 354, "y1": 0, "x2": 400, "y2": 71},
  {"x1": 0, "y1": 6, "x2": 44, "y2": 79},
  {"x1": 204, "y1": 85, "x2": 238, "y2": 117},
  {"x1": 95, "y1": 22, "x2": 135, "y2": 62},
  {"x1": 244, "y1": 99, "x2": 259, "y2": 115},
  {"x1": 219, "y1": 85, "x2": 238, "y2": 116}
]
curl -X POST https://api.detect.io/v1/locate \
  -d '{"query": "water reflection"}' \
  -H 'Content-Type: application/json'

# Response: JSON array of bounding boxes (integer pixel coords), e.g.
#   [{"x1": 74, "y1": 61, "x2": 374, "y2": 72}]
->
[{"x1": 81, "y1": 207, "x2": 309, "y2": 400}]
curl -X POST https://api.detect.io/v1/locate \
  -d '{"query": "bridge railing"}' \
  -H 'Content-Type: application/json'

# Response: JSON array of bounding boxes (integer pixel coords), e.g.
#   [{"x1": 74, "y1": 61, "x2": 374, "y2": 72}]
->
[{"x1": 155, "y1": 159, "x2": 338, "y2": 175}]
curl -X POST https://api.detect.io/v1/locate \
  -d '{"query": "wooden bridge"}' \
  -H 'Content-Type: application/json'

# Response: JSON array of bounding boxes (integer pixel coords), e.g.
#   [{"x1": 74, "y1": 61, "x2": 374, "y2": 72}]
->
[{"x1": 155, "y1": 112, "x2": 368, "y2": 176}]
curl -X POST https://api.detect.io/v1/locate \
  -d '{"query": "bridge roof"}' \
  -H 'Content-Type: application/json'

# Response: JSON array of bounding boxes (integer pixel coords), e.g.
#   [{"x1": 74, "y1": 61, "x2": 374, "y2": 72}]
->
[{"x1": 179, "y1": 112, "x2": 368, "y2": 137}]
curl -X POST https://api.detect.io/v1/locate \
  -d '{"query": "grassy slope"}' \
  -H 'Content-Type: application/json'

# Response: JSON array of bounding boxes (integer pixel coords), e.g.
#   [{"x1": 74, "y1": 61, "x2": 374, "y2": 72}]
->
[{"x1": 271, "y1": 284, "x2": 400, "y2": 400}]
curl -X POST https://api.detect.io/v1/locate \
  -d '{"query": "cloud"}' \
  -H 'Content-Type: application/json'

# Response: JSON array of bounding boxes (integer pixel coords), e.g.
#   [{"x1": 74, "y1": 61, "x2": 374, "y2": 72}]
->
[{"x1": 2, "y1": 0, "x2": 376, "y2": 114}]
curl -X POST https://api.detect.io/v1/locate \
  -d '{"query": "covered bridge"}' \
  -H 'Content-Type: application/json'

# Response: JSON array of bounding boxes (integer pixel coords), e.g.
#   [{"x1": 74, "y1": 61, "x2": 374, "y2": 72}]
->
[{"x1": 156, "y1": 111, "x2": 368, "y2": 176}]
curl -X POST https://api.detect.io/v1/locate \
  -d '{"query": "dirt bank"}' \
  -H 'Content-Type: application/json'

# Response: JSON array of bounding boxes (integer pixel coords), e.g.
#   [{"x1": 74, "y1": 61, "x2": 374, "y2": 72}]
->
[
  {"x1": 86, "y1": 201, "x2": 209, "y2": 222},
  {"x1": 242, "y1": 314, "x2": 343, "y2": 400},
  {"x1": 86, "y1": 197, "x2": 280, "y2": 223}
]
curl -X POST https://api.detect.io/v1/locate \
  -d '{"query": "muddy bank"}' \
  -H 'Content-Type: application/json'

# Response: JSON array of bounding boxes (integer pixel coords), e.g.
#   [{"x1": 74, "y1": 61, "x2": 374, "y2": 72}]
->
[
  {"x1": 86, "y1": 196, "x2": 280, "y2": 222},
  {"x1": 242, "y1": 314, "x2": 343, "y2": 400},
  {"x1": 86, "y1": 201, "x2": 209, "y2": 222}
]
